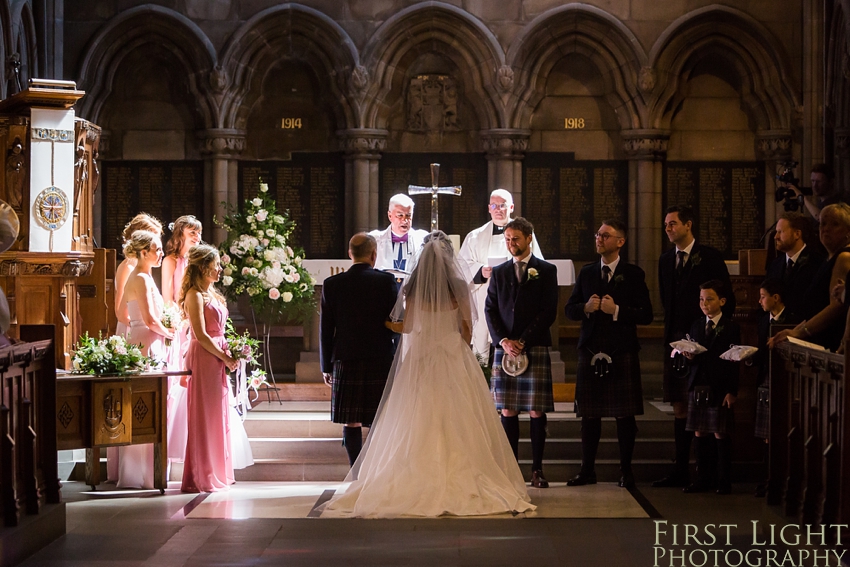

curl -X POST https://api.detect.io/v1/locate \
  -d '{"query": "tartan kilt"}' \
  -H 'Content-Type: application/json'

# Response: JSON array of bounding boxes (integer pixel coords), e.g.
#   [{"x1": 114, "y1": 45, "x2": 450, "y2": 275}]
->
[
  {"x1": 491, "y1": 346, "x2": 554, "y2": 412},
  {"x1": 331, "y1": 357, "x2": 393, "y2": 426},
  {"x1": 685, "y1": 391, "x2": 735, "y2": 434},
  {"x1": 754, "y1": 386, "x2": 770, "y2": 440},
  {"x1": 662, "y1": 348, "x2": 690, "y2": 404},
  {"x1": 574, "y1": 349, "x2": 644, "y2": 418}
]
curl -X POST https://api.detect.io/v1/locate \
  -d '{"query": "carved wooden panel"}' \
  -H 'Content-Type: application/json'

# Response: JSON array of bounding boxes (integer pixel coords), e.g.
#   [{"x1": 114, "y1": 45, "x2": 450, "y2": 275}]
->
[{"x1": 92, "y1": 381, "x2": 131, "y2": 446}]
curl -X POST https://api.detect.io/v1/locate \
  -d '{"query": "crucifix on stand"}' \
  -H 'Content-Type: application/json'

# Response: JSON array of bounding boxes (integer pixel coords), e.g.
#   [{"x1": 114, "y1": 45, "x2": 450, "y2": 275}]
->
[{"x1": 407, "y1": 163, "x2": 462, "y2": 231}]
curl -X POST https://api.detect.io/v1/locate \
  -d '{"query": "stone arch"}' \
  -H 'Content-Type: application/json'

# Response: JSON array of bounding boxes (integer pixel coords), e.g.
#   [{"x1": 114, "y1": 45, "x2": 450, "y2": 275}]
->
[
  {"x1": 506, "y1": 4, "x2": 647, "y2": 131},
  {"x1": 827, "y1": 3, "x2": 848, "y2": 129},
  {"x1": 648, "y1": 5, "x2": 799, "y2": 132},
  {"x1": 359, "y1": 2, "x2": 505, "y2": 132},
  {"x1": 0, "y1": 1, "x2": 12, "y2": 97},
  {"x1": 218, "y1": 3, "x2": 358, "y2": 132},
  {"x1": 10, "y1": 1, "x2": 38, "y2": 83},
  {"x1": 75, "y1": 4, "x2": 217, "y2": 128}
]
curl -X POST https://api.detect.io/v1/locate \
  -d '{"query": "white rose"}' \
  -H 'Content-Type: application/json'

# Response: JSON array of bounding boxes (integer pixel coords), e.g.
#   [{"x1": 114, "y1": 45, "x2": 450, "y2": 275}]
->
[
  {"x1": 252, "y1": 198, "x2": 262, "y2": 207},
  {"x1": 266, "y1": 229, "x2": 275, "y2": 237},
  {"x1": 255, "y1": 209, "x2": 269, "y2": 222},
  {"x1": 282, "y1": 292, "x2": 293, "y2": 302},
  {"x1": 241, "y1": 267, "x2": 251, "y2": 275},
  {"x1": 222, "y1": 275, "x2": 233, "y2": 286},
  {"x1": 223, "y1": 268, "x2": 232, "y2": 276},
  {"x1": 263, "y1": 250, "x2": 275, "y2": 261},
  {"x1": 259, "y1": 183, "x2": 269, "y2": 193}
]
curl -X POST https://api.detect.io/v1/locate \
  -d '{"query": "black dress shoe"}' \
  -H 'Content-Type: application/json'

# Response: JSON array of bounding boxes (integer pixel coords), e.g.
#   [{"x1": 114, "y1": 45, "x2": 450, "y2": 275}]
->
[
  {"x1": 531, "y1": 470, "x2": 549, "y2": 488},
  {"x1": 754, "y1": 483, "x2": 767, "y2": 497},
  {"x1": 652, "y1": 473, "x2": 689, "y2": 488},
  {"x1": 618, "y1": 472, "x2": 635, "y2": 488},
  {"x1": 566, "y1": 472, "x2": 597, "y2": 486},
  {"x1": 682, "y1": 481, "x2": 711, "y2": 494}
]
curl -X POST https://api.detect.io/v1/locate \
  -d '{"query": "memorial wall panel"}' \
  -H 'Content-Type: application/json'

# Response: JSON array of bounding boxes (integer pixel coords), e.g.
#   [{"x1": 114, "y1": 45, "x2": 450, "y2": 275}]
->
[
  {"x1": 102, "y1": 161, "x2": 204, "y2": 251},
  {"x1": 523, "y1": 153, "x2": 629, "y2": 261},
  {"x1": 379, "y1": 153, "x2": 489, "y2": 237},
  {"x1": 238, "y1": 153, "x2": 345, "y2": 259},
  {"x1": 663, "y1": 162, "x2": 765, "y2": 259}
]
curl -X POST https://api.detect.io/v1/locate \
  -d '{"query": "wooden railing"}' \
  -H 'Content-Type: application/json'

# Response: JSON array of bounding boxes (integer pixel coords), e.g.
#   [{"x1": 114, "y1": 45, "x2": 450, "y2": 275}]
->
[
  {"x1": 0, "y1": 326, "x2": 58, "y2": 527},
  {"x1": 768, "y1": 337, "x2": 849, "y2": 530}
]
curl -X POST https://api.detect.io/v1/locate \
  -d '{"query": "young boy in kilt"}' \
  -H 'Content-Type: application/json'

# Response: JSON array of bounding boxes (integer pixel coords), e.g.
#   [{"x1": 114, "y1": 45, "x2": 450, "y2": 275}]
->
[{"x1": 681, "y1": 280, "x2": 741, "y2": 495}]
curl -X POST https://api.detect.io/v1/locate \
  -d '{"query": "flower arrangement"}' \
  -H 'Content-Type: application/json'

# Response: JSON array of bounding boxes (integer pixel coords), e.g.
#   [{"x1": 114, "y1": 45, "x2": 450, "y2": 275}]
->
[
  {"x1": 71, "y1": 333, "x2": 156, "y2": 375},
  {"x1": 160, "y1": 303, "x2": 183, "y2": 347},
  {"x1": 224, "y1": 320, "x2": 270, "y2": 396},
  {"x1": 217, "y1": 180, "x2": 316, "y2": 324}
]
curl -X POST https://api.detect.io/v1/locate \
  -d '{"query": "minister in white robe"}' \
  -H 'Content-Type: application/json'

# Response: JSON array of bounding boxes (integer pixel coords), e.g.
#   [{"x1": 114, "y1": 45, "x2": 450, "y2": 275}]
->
[
  {"x1": 459, "y1": 189, "x2": 543, "y2": 361},
  {"x1": 369, "y1": 193, "x2": 429, "y2": 276}
]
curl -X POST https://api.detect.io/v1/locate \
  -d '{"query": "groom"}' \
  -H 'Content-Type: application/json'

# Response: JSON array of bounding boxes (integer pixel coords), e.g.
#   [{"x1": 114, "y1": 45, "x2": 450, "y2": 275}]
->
[
  {"x1": 485, "y1": 217, "x2": 558, "y2": 488},
  {"x1": 320, "y1": 233, "x2": 398, "y2": 466}
]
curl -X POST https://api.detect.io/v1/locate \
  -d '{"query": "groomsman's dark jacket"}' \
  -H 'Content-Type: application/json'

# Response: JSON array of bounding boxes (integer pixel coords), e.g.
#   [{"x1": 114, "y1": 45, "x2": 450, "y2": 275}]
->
[
  {"x1": 686, "y1": 315, "x2": 741, "y2": 403},
  {"x1": 320, "y1": 263, "x2": 398, "y2": 373},
  {"x1": 485, "y1": 255, "x2": 558, "y2": 348},
  {"x1": 765, "y1": 246, "x2": 825, "y2": 319},
  {"x1": 658, "y1": 243, "x2": 735, "y2": 343},
  {"x1": 754, "y1": 308, "x2": 797, "y2": 386},
  {"x1": 565, "y1": 260, "x2": 653, "y2": 354}
]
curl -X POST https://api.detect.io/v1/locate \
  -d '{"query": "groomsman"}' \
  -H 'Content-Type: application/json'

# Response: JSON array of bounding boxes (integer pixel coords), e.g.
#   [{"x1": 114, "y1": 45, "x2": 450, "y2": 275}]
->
[
  {"x1": 485, "y1": 217, "x2": 558, "y2": 488},
  {"x1": 369, "y1": 194, "x2": 429, "y2": 278},
  {"x1": 765, "y1": 212, "x2": 824, "y2": 317},
  {"x1": 320, "y1": 233, "x2": 398, "y2": 466},
  {"x1": 653, "y1": 205, "x2": 734, "y2": 488},
  {"x1": 565, "y1": 220, "x2": 653, "y2": 488},
  {"x1": 459, "y1": 189, "x2": 543, "y2": 361}
]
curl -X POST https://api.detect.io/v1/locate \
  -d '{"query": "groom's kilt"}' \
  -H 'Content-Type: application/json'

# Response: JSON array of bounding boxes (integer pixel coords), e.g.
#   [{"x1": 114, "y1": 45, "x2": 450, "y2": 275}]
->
[
  {"x1": 491, "y1": 346, "x2": 554, "y2": 412},
  {"x1": 331, "y1": 356, "x2": 393, "y2": 426},
  {"x1": 575, "y1": 349, "x2": 644, "y2": 418}
]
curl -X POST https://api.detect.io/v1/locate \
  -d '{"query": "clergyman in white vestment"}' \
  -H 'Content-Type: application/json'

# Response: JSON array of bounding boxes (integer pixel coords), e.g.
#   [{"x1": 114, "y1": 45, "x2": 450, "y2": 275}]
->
[
  {"x1": 369, "y1": 193, "x2": 429, "y2": 277},
  {"x1": 458, "y1": 189, "x2": 543, "y2": 362}
]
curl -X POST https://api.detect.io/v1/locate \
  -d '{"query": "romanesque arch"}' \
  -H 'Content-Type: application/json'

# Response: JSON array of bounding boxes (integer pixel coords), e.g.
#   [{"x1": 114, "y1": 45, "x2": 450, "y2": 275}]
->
[
  {"x1": 648, "y1": 5, "x2": 799, "y2": 133},
  {"x1": 507, "y1": 4, "x2": 647, "y2": 132},
  {"x1": 218, "y1": 4, "x2": 358, "y2": 133},
  {"x1": 359, "y1": 2, "x2": 505, "y2": 133},
  {"x1": 75, "y1": 4, "x2": 217, "y2": 128}
]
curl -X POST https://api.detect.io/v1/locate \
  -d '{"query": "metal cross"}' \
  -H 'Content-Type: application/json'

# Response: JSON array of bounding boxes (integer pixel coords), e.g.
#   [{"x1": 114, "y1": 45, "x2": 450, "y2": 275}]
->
[{"x1": 407, "y1": 163, "x2": 462, "y2": 232}]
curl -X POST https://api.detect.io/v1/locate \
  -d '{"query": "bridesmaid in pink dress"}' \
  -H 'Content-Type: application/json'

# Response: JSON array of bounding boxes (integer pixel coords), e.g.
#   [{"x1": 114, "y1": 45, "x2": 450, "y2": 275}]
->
[
  {"x1": 108, "y1": 214, "x2": 163, "y2": 482},
  {"x1": 180, "y1": 244, "x2": 237, "y2": 493},
  {"x1": 161, "y1": 215, "x2": 202, "y2": 461},
  {"x1": 117, "y1": 230, "x2": 174, "y2": 489}
]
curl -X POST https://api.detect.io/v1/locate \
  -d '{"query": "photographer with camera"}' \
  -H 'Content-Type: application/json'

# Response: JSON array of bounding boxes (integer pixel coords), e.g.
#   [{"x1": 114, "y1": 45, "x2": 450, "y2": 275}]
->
[{"x1": 777, "y1": 162, "x2": 841, "y2": 222}]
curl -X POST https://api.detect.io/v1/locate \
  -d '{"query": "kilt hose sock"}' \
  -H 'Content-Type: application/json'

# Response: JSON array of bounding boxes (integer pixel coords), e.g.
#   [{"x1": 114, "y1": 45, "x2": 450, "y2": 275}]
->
[
  {"x1": 342, "y1": 426, "x2": 362, "y2": 467},
  {"x1": 500, "y1": 415, "x2": 520, "y2": 460},
  {"x1": 616, "y1": 416, "x2": 638, "y2": 474},
  {"x1": 675, "y1": 417, "x2": 694, "y2": 478},
  {"x1": 580, "y1": 417, "x2": 602, "y2": 475},
  {"x1": 529, "y1": 414, "x2": 547, "y2": 472}
]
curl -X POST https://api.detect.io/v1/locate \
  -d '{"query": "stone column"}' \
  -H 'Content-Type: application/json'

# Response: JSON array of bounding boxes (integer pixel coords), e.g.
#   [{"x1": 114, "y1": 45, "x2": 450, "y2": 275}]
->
[
  {"x1": 835, "y1": 128, "x2": 850, "y2": 198},
  {"x1": 622, "y1": 129, "x2": 670, "y2": 312},
  {"x1": 480, "y1": 129, "x2": 530, "y2": 215},
  {"x1": 337, "y1": 129, "x2": 388, "y2": 235},
  {"x1": 200, "y1": 129, "x2": 245, "y2": 245},
  {"x1": 755, "y1": 131, "x2": 794, "y2": 230}
]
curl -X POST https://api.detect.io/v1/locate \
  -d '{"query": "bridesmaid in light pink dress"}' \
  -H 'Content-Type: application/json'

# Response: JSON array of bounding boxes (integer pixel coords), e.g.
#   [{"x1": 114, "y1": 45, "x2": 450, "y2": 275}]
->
[
  {"x1": 180, "y1": 244, "x2": 237, "y2": 493},
  {"x1": 117, "y1": 230, "x2": 173, "y2": 489},
  {"x1": 161, "y1": 215, "x2": 202, "y2": 461}
]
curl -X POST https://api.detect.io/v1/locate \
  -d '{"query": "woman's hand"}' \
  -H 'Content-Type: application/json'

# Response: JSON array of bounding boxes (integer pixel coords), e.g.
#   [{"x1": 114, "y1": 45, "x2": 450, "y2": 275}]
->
[
  {"x1": 767, "y1": 328, "x2": 796, "y2": 348},
  {"x1": 223, "y1": 355, "x2": 237, "y2": 372},
  {"x1": 385, "y1": 320, "x2": 403, "y2": 333},
  {"x1": 723, "y1": 393, "x2": 736, "y2": 408},
  {"x1": 831, "y1": 278, "x2": 846, "y2": 303}
]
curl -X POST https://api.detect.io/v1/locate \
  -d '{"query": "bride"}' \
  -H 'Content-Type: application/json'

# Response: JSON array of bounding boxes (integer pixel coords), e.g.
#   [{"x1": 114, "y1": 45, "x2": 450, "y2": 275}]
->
[{"x1": 323, "y1": 231, "x2": 534, "y2": 518}]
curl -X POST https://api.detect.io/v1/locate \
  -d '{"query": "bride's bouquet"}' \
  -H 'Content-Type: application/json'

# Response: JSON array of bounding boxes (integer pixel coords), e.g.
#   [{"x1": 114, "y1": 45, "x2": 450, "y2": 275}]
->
[{"x1": 72, "y1": 333, "x2": 156, "y2": 375}]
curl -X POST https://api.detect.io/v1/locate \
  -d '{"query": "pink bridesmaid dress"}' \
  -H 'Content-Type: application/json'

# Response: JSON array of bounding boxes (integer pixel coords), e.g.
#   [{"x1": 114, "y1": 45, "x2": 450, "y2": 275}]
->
[
  {"x1": 117, "y1": 298, "x2": 164, "y2": 489},
  {"x1": 181, "y1": 299, "x2": 234, "y2": 492},
  {"x1": 166, "y1": 255, "x2": 189, "y2": 461}
]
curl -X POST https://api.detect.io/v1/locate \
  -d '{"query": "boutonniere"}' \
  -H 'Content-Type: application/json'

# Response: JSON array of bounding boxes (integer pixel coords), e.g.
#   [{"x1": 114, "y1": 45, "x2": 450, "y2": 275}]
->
[
  {"x1": 527, "y1": 267, "x2": 539, "y2": 280},
  {"x1": 713, "y1": 324, "x2": 725, "y2": 337},
  {"x1": 612, "y1": 274, "x2": 625, "y2": 286},
  {"x1": 690, "y1": 251, "x2": 702, "y2": 267}
]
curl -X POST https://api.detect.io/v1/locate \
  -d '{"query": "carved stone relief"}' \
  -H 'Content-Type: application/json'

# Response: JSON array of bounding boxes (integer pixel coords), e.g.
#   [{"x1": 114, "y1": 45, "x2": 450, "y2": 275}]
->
[
  {"x1": 350, "y1": 65, "x2": 369, "y2": 93},
  {"x1": 407, "y1": 75, "x2": 458, "y2": 132},
  {"x1": 497, "y1": 65, "x2": 514, "y2": 92},
  {"x1": 755, "y1": 132, "x2": 793, "y2": 161}
]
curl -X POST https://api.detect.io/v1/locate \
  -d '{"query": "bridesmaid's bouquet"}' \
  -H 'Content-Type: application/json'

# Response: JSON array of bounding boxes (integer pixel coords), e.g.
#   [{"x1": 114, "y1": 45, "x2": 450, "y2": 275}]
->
[
  {"x1": 160, "y1": 304, "x2": 183, "y2": 347},
  {"x1": 224, "y1": 320, "x2": 270, "y2": 406},
  {"x1": 71, "y1": 333, "x2": 156, "y2": 375}
]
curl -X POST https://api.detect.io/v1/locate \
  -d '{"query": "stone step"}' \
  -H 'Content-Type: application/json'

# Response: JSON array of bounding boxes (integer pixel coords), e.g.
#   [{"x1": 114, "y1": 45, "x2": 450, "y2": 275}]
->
[
  {"x1": 518, "y1": 438, "x2": 674, "y2": 461},
  {"x1": 234, "y1": 460, "x2": 351, "y2": 482}
]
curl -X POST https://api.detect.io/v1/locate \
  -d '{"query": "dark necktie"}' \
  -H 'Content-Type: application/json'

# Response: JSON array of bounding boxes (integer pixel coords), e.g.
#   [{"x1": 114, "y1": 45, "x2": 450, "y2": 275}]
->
[
  {"x1": 676, "y1": 250, "x2": 687, "y2": 275},
  {"x1": 784, "y1": 258, "x2": 794, "y2": 281},
  {"x1": 602, "y1": 265, "x2": 611, "y2": 284},
  {"x1": 705, "y1": 319, "x2": 715, "y2": 338}
]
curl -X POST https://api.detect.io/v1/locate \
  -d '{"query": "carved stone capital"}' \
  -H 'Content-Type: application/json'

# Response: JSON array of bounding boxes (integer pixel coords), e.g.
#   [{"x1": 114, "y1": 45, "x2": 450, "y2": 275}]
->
[
  {"x1": 638, "y1": 67, "x2": 656, "y2": 93},
  {"x1": 337, "y1": 129, "x2": 388, "y2": 158},
  {"x1": 480, "y1": 129, "x2": 531, "y2": 159},
  {"x1": 210, "y1": 66, "x2": 228, "y2": 93},
  {"x1": 622, "y1": 130, "x2": 670, "y2": 160},
  {"x1": 199, "y1": 128, "x2": 246, "y2": 156},
  {"x1": 836, "y1": 129, "x2": 850, "y2": 157},
  {"x1": 350, "y1": 65, "x2": 369, "y2": 94},
  {"x1": 755, "y1": 131, "x2": 793, "y2": 161}
]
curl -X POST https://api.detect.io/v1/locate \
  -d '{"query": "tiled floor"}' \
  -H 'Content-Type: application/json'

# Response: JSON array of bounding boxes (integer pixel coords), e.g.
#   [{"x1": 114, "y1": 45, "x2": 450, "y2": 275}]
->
[{"x1": 19, "y1": 478, "x2": 809, "y2": 567}]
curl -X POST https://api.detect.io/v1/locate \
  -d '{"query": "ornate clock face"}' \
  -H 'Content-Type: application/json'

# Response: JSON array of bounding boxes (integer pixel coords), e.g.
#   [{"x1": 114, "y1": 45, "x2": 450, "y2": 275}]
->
[{"x1": 34, "y1": 186, "x2": 69, "y2": 230}]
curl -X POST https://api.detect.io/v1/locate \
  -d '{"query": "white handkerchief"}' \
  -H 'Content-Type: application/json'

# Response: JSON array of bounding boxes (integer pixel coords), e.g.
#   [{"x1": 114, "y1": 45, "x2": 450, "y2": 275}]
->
[
  {"x1": 670, "y1": 339, "x2": 707, "y2": 355},
  {"x1": 720, "y1": 345, "x2": 759, "y2": 361}
]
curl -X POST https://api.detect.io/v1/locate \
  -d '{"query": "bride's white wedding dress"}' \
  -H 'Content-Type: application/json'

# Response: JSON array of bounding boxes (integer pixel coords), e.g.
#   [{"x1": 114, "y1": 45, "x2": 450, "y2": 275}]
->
[{"x1": 323, "y1": 308, "x2": 535, "y2": 518}]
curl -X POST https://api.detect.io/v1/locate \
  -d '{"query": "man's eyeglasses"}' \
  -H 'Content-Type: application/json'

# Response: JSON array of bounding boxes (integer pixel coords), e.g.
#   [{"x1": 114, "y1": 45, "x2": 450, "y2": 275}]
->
[
  {"x1": 594, "y1": 232, "x2": 622, "y2": 241},
  {"x1": 489, "y1": 203, "x2": 509, "y2": 211},
  {"x1": 392, "y1": 213, "x2": 413, "y2": 220}
]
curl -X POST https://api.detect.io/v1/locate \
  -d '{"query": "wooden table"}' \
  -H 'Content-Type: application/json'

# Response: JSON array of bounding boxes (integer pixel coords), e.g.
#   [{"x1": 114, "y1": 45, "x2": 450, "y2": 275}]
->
[{"x1": 55, "y1": 370, "x2": 189, "y2": 493}]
